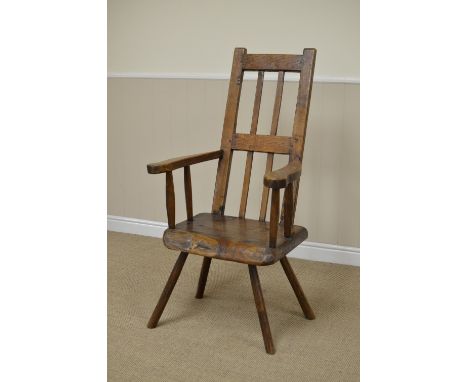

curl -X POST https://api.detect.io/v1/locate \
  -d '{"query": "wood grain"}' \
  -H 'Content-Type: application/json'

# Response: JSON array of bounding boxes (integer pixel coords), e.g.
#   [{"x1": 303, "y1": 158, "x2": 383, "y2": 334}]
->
[
  {"x1": 239, "y1": 71, "x2": 264, "y2": 218},
  {"x1": 183, "y1": 166, "x2": 193, "y2": 221},
  {"x1": 195, "y1": 257, "x2": 212, "y2": 299},
  {"x1": 288, "y1": 48, "x2": 316, "y2": 218},
  {"x1": 163, "y1": 213, "x2": 308, "y2": 266},
  {"x1": 280, "y1": 256, "x2": 315, "y2": 320},
  {"x1": 249, "y1": 265, "x2": 275, "y2": 354},
  {"x1": 166, "y1": 171, "x2": 175, "y2": 229},
  {"x1": 211, "y1": 48, "x2": 246, "y2": 214},
  {"x1": 260, "y1": 71, "x2": 285, "y2": 221},
  {"x1": 232, "y1": 134, "x2": 291, "y2": 155},
  {"x1": 147, "y1": 150, "x2": 223, "y2": 174},
  {"x1": 264, "y1": 161, "x2": 302, "y2": 189},
  {"x1": 269, "y1": 189, "x2": 280, "y2": 248},
  {"x1": 146, "y1": 48, "x2": 317, "y2": 354},
  {"x1": 283, "y1": 182, "x2": 293, "y2": 237},
  {"x1": 147, "y1": 252, "x2": 189, "y2": 328},
  {"x1": 243, "y1": 54, "x2": 303, "y2": 72}
]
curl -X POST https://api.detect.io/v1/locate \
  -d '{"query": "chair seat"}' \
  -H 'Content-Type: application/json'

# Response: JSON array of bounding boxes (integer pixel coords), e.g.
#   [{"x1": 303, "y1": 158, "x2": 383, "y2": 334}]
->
[{"x1": 163, "y1": 213, "x2": 308, "y2": 266}]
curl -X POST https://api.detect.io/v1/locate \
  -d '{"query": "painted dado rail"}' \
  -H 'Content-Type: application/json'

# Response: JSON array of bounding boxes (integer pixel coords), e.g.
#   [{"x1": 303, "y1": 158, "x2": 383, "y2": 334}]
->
[{"x1": 108, "y1": 72, "x2": 359, "y2": 84}]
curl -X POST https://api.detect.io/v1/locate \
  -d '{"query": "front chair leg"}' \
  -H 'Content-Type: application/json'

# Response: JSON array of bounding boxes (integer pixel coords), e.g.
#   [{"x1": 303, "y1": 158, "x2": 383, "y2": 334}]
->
[
  {"x1": 195, "y1": 257, "x2": 212, "y2": 298},
  {"x1": 147, "y1": 252, "x2": 189, "y2": 328},
  {"x1": 248, "y1": 265, "x2": 275, "y2": 354},
  {"x1": 280, "y1": 256, "x2": 315, "y2": 320}
]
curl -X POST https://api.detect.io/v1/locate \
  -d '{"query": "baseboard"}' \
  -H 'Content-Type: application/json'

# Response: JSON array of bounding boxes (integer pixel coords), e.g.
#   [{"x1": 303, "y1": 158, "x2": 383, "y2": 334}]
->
[{"x1": 108, "y1": 215, "x2": 360, "y2": 267}]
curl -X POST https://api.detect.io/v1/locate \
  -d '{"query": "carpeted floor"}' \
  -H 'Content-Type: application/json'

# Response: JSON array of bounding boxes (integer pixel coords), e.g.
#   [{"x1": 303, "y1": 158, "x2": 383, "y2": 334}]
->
[{"x1": 108, "y1": 231, "x2": 360, "y2": 381}]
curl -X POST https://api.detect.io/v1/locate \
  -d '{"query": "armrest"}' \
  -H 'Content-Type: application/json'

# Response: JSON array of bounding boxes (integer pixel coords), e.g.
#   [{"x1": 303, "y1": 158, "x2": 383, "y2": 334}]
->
[
  {"x1": 263, "y1": 161, "x2": 302, "y2": 189},
  {"x1": 147, "y1": 150, "x2": 223, "y2": 174}
]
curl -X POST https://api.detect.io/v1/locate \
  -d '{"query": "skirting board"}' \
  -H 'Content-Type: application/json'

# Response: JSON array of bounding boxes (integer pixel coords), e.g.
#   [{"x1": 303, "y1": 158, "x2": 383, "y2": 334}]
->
[{"x1": 108, "y1": 215, "x2": 360, "y2": 267}]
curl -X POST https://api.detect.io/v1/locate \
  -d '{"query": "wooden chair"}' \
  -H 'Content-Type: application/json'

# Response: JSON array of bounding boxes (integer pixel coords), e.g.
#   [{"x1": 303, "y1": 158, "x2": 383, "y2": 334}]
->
[{"x1": 146, "y1": 48, "x2": 317, "y2": 354}]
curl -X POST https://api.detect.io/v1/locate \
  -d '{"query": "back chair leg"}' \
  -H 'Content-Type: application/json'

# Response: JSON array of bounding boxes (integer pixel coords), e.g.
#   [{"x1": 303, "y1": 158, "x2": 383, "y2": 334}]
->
[
  {"x1": 280, "y1": 256, "x2": 315, "y2": 320},
  {"x1": 147, "y1": 252, "x2": 189, "y2": 328},
  {"x1": 195, "y1": 257, "x2": 212, "y2": 298},
  {"x1": 248, "y1": 265, "x2": 275, "y2": 354}
]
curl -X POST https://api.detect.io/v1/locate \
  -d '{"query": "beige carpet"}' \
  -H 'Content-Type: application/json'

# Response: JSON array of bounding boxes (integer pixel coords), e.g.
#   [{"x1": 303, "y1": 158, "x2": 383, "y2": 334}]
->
[{"x1": 108, "y1": 231, "x2": 360, "y2": 381}]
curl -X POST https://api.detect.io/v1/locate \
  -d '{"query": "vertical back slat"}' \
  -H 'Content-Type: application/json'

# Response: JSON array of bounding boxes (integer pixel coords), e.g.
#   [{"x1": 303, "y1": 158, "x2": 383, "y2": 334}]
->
[
  {"x1": 212, "y1": 48, "x2": 246, "y2": 214},
  {"x1": 259, "y1": 71, "x2": 285, "y2": 222},
  {"x1": 239, "y1": 71, "x2": 264, "y2": 218}
]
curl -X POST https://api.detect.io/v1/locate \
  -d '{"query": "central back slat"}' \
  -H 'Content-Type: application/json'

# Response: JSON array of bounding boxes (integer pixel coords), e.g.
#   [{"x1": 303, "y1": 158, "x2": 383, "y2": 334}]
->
[
  {"x1": 239, "y1": 71, "x2": 264, "y2": 218},
  {"x1": 259, "y1": 71, "x2": 285, "y2": 221}
]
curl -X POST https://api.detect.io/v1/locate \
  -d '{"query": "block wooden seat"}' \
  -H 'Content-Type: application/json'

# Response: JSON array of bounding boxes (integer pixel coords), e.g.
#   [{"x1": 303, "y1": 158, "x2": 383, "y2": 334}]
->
[
  {"x1": 145, "y1": 48, "x2": 317, "y2": 354},
  {"x1": 163, "y1": 213, "x2": 308, "y2": 266}
]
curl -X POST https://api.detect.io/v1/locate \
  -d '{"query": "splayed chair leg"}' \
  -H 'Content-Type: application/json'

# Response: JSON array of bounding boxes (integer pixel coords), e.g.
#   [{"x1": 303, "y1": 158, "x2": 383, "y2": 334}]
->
[
  {"x1": 147, "y1": 252, "x2": 188, "y2": 328},
  {"x1": 280, "y1": 256, "x2": 315, "y2": 320},
  {"x1": 248, "y1": 265, "x2": 275, "y2": 354},
  {"x1": 195, "y1": 257, "x2": 212, "y2": 298}
]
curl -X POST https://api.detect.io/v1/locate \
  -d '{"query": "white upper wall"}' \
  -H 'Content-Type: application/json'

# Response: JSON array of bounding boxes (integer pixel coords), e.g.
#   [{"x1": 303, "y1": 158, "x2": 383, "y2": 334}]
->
[{"x1": 108, "y1": 0, "x2": 359, "y2": 79}]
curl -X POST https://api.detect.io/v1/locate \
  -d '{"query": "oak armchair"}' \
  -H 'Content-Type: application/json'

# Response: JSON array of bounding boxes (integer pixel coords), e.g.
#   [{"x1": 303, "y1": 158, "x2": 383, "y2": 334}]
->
[{"x1": 146, "y1": 48, "x2": 317, "y2": 354}]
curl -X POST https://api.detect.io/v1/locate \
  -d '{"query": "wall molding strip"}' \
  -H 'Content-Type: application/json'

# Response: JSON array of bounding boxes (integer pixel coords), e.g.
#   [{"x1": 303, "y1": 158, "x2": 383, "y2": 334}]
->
[
  {"x1": 107, "y1": 72, "x2": 360, "y2": 84},
  {"x1": 107, "y1": 215, "x2": 360, "y2": 266}
]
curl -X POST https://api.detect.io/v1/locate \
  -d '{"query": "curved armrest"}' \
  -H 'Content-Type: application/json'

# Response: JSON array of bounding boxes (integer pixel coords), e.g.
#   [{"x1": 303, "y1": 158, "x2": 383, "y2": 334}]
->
[
  {"x1": 147, "y1": 150, "x2": 223, "y2": 174},
  {"x1": 264, "y1": 161, "x2": 302, "y2": 189}
]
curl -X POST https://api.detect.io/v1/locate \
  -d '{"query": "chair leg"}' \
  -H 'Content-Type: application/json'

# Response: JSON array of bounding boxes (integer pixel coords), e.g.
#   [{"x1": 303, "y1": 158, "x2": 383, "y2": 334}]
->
[
  {"x1": 195, "y1": 257, "x2": 212, "y2": 298},
  {"x1": 280, "y1": 256, "x2": 315, "y2": 320},
  {"x1": 248, "y1": 265, "x2": 275, "y2": 354},
  {"x1": 147, "y1": 252, "x2": 189, "y2": 329}
]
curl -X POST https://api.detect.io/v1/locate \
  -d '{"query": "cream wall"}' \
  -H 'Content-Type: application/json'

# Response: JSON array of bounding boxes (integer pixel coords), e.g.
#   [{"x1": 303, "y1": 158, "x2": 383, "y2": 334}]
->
[
  {"x1": 107, "y1": 0, "x2": 360, "y2": 248},
  {"x1": 108, "y1": 79, "x2": 359, "y2": 247},
  {"x1": 108, "y1": 0, "x2": 359, "y2": 80}
]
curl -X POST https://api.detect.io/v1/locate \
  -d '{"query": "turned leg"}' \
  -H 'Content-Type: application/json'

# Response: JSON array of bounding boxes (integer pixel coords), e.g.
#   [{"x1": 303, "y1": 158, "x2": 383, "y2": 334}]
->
[
  {"x1": 280, "y1": 256, "x2": 315, "y2": 320},
  {"x1": 248, "y1": 265, "x2": 275, "y2": 354},
  {"x1": 147, "y1": 252, "x2": 188, "y2": 328},
  {"x1": 195, "y1": 257, "x2": 212, "y2": 299}
]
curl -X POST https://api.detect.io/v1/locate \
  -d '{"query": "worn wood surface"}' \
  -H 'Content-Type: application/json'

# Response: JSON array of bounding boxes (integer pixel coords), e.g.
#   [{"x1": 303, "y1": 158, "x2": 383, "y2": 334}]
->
[
  {"x1": 147, "y1": 252, "x2": 189, "y2": 328},
  {"x1": 283, "y1": 183, "x2": 293, "y2": 237},
  {"x1": 211, "y1": 48, "x2": 246, "y2": 214},
  {"x1": 291, "y1": 49, "x2": 316, "y2": 162},
  {"x1": 259, "y1": 71, "x2": 285, "y2": 222},
  {"x1": 239, "y1": 71, "x2": 264, "y2": 218},
  {"x1": 195, "y1": 257, "x2": 212, "y2": 299},
  {"x1": 243, "y1": 54, "x2": 303, "y2": 72},
  {"x1": 165, "y1": 171, "x2": 175, "y2": 229},
  {"x1": 249, "y1": 265, "x2": 275, "y2": 354},
  {"x1": 290, "y1": 49, "x2": 316, "y2": 212},
  {"x1": 280, "y1": 256, "x2": 315, "y2": 320},
  {"x1": 147, "y1": 48, "x2": 317, "y2": 354},
  {"x1": 183, "y1": 166, "x2": 193, "y2": 221},
  {"x1": 269, "y1": 189, "x2": 280, "y2": 248},
  {"x1": 232, "y1": 134, "x2": 291, "y2": 155},
  {"x1": 147, "y1": 150, "x2": 223, "y2": 174},
  {"x1": 163, "y1": 213, "x2": 307, "y2": 266},
  {"x1": 264, "y1": 161, "x2": 302, "y2": 189}
]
